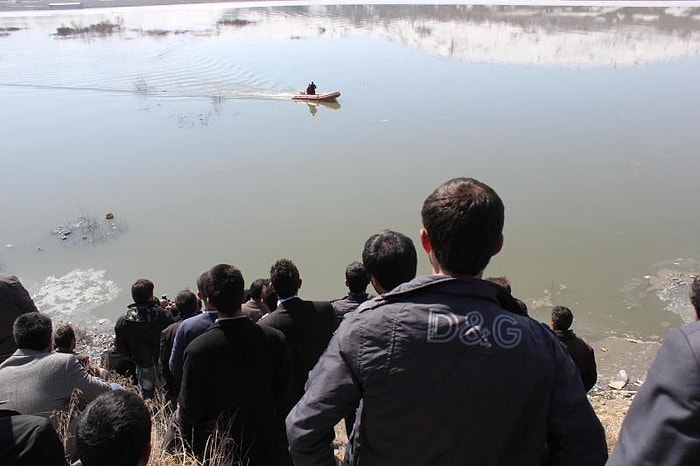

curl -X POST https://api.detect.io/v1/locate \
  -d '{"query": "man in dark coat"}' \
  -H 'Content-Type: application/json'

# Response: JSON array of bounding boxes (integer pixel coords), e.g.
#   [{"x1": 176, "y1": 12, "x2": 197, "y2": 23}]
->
[
  {"x1": 114, "y1": 279, "x2": 174, "y2": 398},
  {"x1": 0, "y1": 273, "x2": 39, "y2": 364},
  {"x1": 551, "y1": 306, "x2": 597, "y2": 391},
  {"x1": 331, "y1": 262, "x2": 371, "y2": 323},
  {"x1": 178, "y1": 264, "x2": 291, "y2": 465},
  {"x1": 262, "y1": 259, "x2": 337, "y2": 415}
]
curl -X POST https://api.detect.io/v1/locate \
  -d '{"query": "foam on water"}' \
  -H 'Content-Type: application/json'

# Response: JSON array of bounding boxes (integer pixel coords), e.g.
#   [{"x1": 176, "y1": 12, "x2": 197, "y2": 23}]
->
[{"x1": 32, "y1": 268, "x2": 120, "y2": 325}]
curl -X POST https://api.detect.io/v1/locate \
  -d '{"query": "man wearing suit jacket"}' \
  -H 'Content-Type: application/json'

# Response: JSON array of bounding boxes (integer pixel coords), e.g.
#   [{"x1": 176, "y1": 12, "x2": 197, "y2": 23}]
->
[
  {"x1": 178, "y1": 264, "x2": 291, "y2": 465},
  {"x1": 0, "y1": 313, "x2": 111, "y2": 418},
  {"x1": 261, "y1": 259, "x2": 337, "y2": 415},
  {"x1": 0, "y1": 273, "x2": 39, "y2": 364}
]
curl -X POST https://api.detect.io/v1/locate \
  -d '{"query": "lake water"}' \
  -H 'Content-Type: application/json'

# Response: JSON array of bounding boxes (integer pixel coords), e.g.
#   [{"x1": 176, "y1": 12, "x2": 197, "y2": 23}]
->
[{"x1": 1, "y1": 2, "x2": 699, "y2": 341}]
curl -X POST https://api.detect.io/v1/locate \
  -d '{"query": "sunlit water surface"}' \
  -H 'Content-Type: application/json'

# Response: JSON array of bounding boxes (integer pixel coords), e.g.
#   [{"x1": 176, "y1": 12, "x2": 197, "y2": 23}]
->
[{"x1": 1, "y1": 3, "x2": 700, "y2": 340}]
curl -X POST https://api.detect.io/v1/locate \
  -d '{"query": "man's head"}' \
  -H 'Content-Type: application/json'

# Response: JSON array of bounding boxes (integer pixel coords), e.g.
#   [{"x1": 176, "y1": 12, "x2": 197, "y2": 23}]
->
[
  {"x1": 131, "y1": 279, "x2": 155, "y2": 305},
  {"x1": 53, "y1": 323, "x2": 76, "y2": 350},
  {"x1": 551, "y1": 306, "x2": 574, "y2": 331},
  {"x1": 174, "y1": 290, "x2": 200, "y2": 320},
  {"x1": 204, "y1": 264, "x2": 245, "y2": 315},
  {"x1": 248, "y1": 278, "x2": 267, "y2": 301},
  {"x1": 690, "y1": 276, "x2": 700, "y2": 320},
  {"x1": 262, "y1": 281, "x2": 278, "y2": 312},
  {"x1": 362, "y1": 230, "x2": 418, "y2": 294},
  {"x1": 76, "y1": 390, "x2": 151, "y2": 466},
  {"x1": 13, "y1": 312, "x2": 52, "y2": 352},
  {"x1": 270, "y1": 259, "x2": 301, "y2": 299},
  {"x1": 420, "y1": 177, "x2": 504, "y2": 277},
  {"x1": 345, "y1": 262, "x2": 369, "y2": 294},
  {"x1": 485, "y1": 276, "x2": 511, "y2": 293},
  {"x1": 196, "y1": 270, "x2": 210, "y2": 303}
]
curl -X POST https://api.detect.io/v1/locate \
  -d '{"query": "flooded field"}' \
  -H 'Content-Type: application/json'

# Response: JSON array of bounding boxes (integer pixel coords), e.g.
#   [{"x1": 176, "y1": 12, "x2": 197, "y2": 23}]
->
[{"x1": 1, "y1": 3, "x2": 700, "y2": 340}]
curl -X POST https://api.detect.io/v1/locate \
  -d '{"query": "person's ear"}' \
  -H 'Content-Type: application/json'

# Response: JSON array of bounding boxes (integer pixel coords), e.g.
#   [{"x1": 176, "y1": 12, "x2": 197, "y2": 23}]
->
[
  {"x1": 419, "y1": 228, "x2": 432, "y2": 254},
  {"x1": 298, "y1": 278, "x2": 303, "y2": 290},
  {"x1": 491, "y1": 234, "x2": 504, "y2": 257},
  {"x1": 370, "y1": 276, "x2": 385, "y2": 295}
]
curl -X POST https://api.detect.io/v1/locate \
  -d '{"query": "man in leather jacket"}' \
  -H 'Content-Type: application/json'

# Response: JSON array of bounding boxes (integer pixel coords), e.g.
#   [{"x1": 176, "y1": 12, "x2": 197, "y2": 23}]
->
[{"x1": 286, "y1": 177, "x2": 607, "y2": 466}]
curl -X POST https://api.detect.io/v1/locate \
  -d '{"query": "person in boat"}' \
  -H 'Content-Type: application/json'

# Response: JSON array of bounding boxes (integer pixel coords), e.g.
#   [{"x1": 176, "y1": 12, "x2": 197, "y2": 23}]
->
[{"x1": 306, "y1": 81, "x2": 316, "y2": 95}]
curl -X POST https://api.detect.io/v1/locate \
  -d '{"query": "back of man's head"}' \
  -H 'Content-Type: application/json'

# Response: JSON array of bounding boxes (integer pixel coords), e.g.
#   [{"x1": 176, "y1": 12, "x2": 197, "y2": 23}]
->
[
  {"x1": 345, "y1": 262, "x2": 369, "y2": 294},
  {"x1": 362, "y1": 230, "x2": 418, "y2": 293},
  {"x1": 485, "y1": 276, "x2": 512, "y2": 293},
  {"x1": 13, "y1": 313, "x2": 52, "y2": 351},
  {"x1": 131, "y1": 279, "x2": 154, "y2": 305},
  {"x1": 174, "y1": 290, "x2": 200, "y2": 319},
  {"x1": 421, "y1": 177, "x2": 504, "y2": 276},
  {"x1": 690, "y1": 276, "x2": 700, "y2": 320},
  {"x1": 77, "y1": 390, "x2": 151, "y2": 466},
  {"x1": 551, "y1": 306, "x2": 574, "y2": 331},
  {"x1": 53, "y1": 323, "x2": 75, "y2": 350},
  {"x1": 270, "y1": 259, "x2": 301, "y2": 299},
  {"x1": 249, "y1": 278, "x2": 267, "y2": 301},
  {"x1": 204, "y1": 264, "x2": 245, "y2": 315},
  {"x1": 262, "y1": 282, "x2": 278, "y2": 312}
]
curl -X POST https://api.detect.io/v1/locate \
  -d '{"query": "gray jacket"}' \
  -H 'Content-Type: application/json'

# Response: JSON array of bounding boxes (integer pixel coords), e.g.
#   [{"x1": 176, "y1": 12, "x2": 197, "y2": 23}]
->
[
  {"x1": 286, "y1": 275, "x2": 607, "y2": 466},
  {"x1": 608, "y1": 320, "x2": 700, "y2": 466},
  {"x1": 0, "y1": 349, "x2": 111, "y2": 417}
]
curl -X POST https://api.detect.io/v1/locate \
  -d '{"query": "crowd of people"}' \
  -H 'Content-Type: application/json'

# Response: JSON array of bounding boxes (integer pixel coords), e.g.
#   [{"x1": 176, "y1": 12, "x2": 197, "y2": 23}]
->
[{"x1": 0, "y1": 176, "x2": 699, "y2": 465}]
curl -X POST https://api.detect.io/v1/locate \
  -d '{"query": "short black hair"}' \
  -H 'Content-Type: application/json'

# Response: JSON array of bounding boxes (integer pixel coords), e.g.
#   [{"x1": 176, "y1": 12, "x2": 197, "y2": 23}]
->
[
  {"x1": 13, "y1": 312, "x2": 52, "y2": 350},
  {"x1": 77, "y1": 390, "x2": 151, "y2": 466},
  {"x1": 690, "y1": 276, "x2": 700, "y2": 316},
  {"x1": 53, "y1": 323, "x2": 75, "y2": 349},
  {"x1": 204, "y1": 264, "x2": 245, "y2": 314},
  {"x1": 345, "y1": 261, "x2": 369, "y2": 294},
  {"x1": 196, "y1": 271, "x2": 210, "y2": 299},
  {"x1": 421, "y1": 177, "x2": 504, "y2": 276},
  {"x1": 270, "y1": 259, "x2": 300, "y2": 299},
  {"x1": 362, "y1": 230, "x2": 417, "y2": 292},
  {"x1": 131, "y1": 279, "x2": 154, "y2": 305},
  {"x1": 262, "y1": 281, "x2": 278, "y2": 312},
  {"x1": 485, "y1": 276, "x2": 511, "y2": 293},
  {"x1": 174, "y1": 290, "x2": 199, "y2": 319},
  {"x1": 551, "y1": 306, "x2": 574, "y2": 331},
  {"x1": 248, "y1": 278, "x2": 267, "y2": 300}
]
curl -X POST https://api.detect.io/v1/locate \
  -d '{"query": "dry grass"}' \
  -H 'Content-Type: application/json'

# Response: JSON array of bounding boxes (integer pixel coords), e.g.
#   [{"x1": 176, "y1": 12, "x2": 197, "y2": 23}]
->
[
  {"x1": 589, "y1": 391, "x2": 634, "y2": 453},
  {"x1": 56, "y1": 19, "x2": 123, "y2": 37}
]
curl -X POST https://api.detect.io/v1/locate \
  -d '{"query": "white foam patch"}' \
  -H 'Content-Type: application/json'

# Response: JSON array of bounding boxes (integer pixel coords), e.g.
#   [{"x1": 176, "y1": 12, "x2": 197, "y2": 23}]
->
[{"x1": 32, "y1": 269, "x2": 120, "y2": 321}]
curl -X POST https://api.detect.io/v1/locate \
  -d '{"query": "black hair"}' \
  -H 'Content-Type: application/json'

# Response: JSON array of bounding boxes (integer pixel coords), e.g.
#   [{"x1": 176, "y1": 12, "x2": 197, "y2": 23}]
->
[
  {"x1": 691, "y1": 276, "x2": 700, "y2": 319},
  {"x1": 485, "y1": 276, "x2": 512, "y2": 293},
  {"x1": 131, "y1": 279, "x2": 154, "y2": 305},
  {"x1": 421, "y1": 177, "x2": 504, "y2": 276},
  {"x1": 13, "y1": 312, "x2": 52, "y2": 351},
  {"x1": 76, "y1": 390, "x2": 151, "y2": 466},
  {"x1": 551, "y1": 306, "x2": 574, "y2": 331},
  {"x1": 270, "y1": 259, "x2": 300, "y2": 299},
  {"x1": 262, "y1": 281, "x2": 278, "y2": 312},
  {"x1": 196, "y1": 271, "x2": 210, "y2": 299},
  {"x1": 174, "y1": 290, "x2": 199, "y2": 319},
  {"x1": 248, "y1": 278, "x2": 267, "y2": 300},
  {"x1": 345, "y1": 261, "x2": 369, "y2": 294},
  {"x1": 53, "y1": 323, "x2": 75, "y2": 350},
  {"x1": 362, "y1": 230, "x2": 417, "y2": 292},
  {"x1": 204, "y1": 264, "x2": 245, "y2": 314}
]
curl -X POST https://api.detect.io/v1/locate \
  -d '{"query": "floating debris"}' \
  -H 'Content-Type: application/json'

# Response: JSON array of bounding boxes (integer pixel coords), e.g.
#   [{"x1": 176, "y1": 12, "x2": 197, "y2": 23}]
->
[{"x1": 51, "y1": 213, "x2": 127, "y2": 246}]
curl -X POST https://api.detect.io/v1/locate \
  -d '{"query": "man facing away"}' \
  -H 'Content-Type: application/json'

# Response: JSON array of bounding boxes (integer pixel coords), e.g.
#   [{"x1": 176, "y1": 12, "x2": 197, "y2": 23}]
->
[
  {"x1": 0, "y1": 313, "x2": 111, "y2": 419},
  {"x1": 241, "y1": 278, "x2": 269, "y2": 322},
  {"x1": 75, "y1": 390, "x2": 151, "y2": 466},
  {"x1": 551, "y1": 305, "x2": 597, "y2": 392},
  {"x1": 362, "y1": 229, "x2": 418, "y2": 294},
  {"x1": 178, "y1": 264, "x2": 291, "y2": 465},
  {"x1": 609, "y1": 276, "x2": 700, "y2": 465},
  {"x1": 262, "y1": 258, "x2": 337, "y2": 415},
  {"x1": 169, "y1": 271, "x2": 218, "y2": 384},
  {"x1": 159, "y1": 289, "x2": 201, "y2": 407},
  {"x1": 0, "y1": 273, "x2": 39, "y2": 364},
  {"x1": 331, "y1": 262, "x2": 372, "y2": 323},
  {"x1": 114, "y1": 279, "x2": 174, "y2": 399},
  {"x1": 287, "y1": 177, "x2": 607, "y2": 466}
]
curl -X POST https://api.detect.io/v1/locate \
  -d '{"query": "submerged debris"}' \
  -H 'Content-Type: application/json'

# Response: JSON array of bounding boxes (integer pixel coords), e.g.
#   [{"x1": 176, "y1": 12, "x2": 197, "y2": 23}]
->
[{"x1": 51, "y1": 213, "x2": 127, "y2": 245}]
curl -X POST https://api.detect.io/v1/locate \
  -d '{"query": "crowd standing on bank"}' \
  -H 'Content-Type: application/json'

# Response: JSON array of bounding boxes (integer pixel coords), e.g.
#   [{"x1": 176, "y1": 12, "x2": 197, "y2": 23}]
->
[{"x1": 1, "y1": 177, "x2": 699, "y2": 465}]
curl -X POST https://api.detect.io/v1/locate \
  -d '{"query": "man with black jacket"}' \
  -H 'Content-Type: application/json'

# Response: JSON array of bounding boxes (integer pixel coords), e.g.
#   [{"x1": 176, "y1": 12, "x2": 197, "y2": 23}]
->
[
  {"x1": 0, "y1": 273, "x2": 39, "y2": 364},
  {"x1": 262, "y1": 259, "x2": 337, "y2": 415},
  {"x1": 287, "y1": 177, "x2": 607, "y2": 466},
  {"x1": 114, "y1": 279, "x2": 174, "y2": 399}
]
